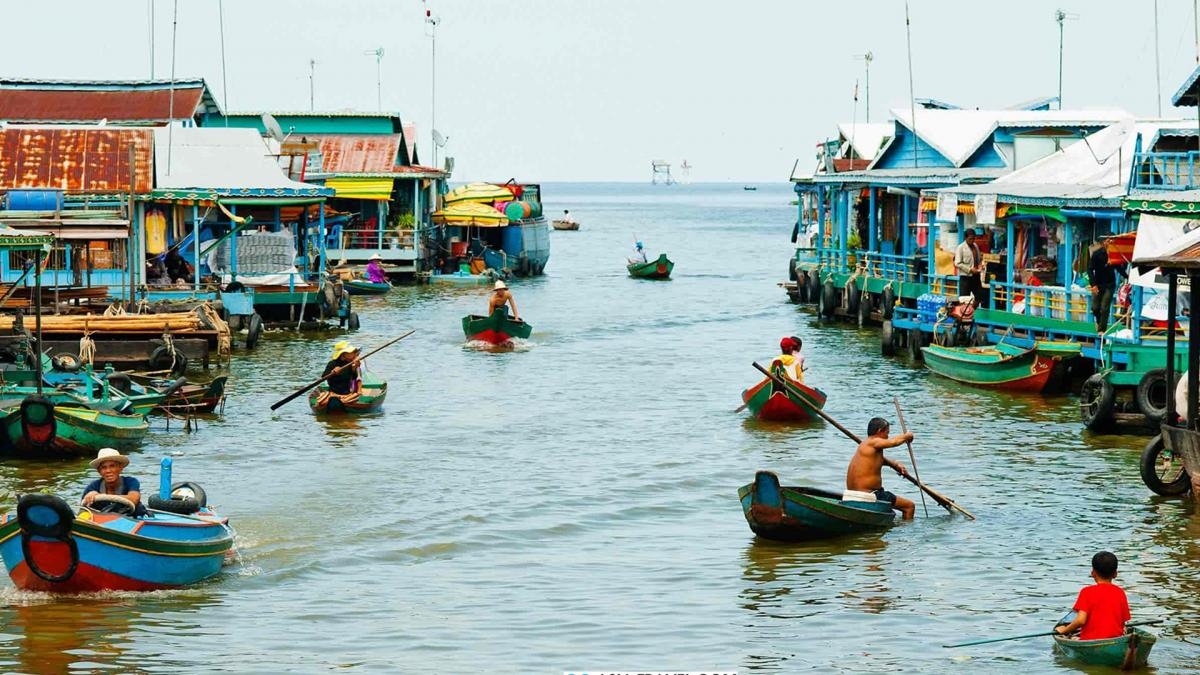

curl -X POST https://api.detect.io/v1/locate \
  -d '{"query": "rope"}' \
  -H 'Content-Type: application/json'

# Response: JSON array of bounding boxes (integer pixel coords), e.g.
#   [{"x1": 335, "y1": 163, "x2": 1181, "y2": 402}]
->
[
  {"x1": 136, "y1": 298, "x2": 151, "y2": 315},
  {"x1": 197, "y1": 302, "x2": 232, "y2": 357},
  {"x1": 79, "y1": 330, "x2": 96, "y2": 366},
  {"x1": 103, "y1": 303, "x2": 126, "y2": 317}
]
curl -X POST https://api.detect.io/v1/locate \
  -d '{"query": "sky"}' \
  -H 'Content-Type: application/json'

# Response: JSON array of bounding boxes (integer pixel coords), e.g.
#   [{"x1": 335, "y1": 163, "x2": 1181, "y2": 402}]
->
[{"x1": 3, "y1": 0, "x2": 1200, "y2": 182}]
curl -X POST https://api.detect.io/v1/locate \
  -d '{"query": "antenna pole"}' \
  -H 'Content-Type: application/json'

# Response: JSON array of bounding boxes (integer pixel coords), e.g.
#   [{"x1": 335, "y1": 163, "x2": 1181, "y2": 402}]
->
[
  {"x1": 375, "y1": 49, "x2": 383, "y2": 112},
  {"x1": 865, "y1": 51, "x2": 873, "y2": 123},
  {"x1": 167, "y1": 0, "x2": 178, "y2": 175},
  {"x1": 218, "y1": 0, "x2": 229, "y2": 126},
  {"x1": 851, "y1": 79, "x2": 859, "y2": 164},
  {"x1": 1057, "y1": 10, "x2": 1065, "y2": 108},
  {"x1": 1155, "y1": 0, "x2": 1163, "y2": 117},
  {"x1": 148, "y1": 0, "x2": 155, "y2": 79},
  {"x1": 309, "y1": 59, "x2": 316, "y2": 111},
  {"x1": 905, "y1": 1, "x2": 918, "y2": 169},
  {"x1": 427, "y1": 7, "x2": 440, "y2": 170}
]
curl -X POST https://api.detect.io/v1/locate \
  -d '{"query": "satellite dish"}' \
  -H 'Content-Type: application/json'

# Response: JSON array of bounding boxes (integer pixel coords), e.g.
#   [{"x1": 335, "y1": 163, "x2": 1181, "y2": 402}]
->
[
  {"x1": 432, "y1": 129, "x2": 447, "y2": 148},
  {"x1": 262, "y1": 114, "x2": 286, "y2": 142}
]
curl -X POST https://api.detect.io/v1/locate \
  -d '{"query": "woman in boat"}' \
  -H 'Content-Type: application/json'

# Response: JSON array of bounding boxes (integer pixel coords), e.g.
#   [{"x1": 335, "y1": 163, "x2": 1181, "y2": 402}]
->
[
  {"x1": 1055, "y1": 551, "x2": 1131, "y2": 640},
  {"x1": 322, "y1": 342, "x2": 363, "y2": 395},
  {"x1": 82, "y1": 448, "x2": 146, "y2": 517},
  {"x1": 772, "y1": 336, "x2": 805, "y2": 383},
  {"x1": 365, "y1": 254, "x2": 388, "y2": 284},
  {"x1": 488, "y1": 281, "x2": 520, "y2": 320}
]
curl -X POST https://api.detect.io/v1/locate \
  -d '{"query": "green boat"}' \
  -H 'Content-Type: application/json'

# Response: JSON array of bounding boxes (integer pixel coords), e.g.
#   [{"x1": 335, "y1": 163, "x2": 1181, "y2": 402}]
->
[
  {"x1": 627, "y1": 253, "x2": 673, "y2": 279},
  {"x1": 738, "y1": 470, "x2": 895, "y2": 541},
  {"x1": 1053, "y1": 624, "x2": 1157, "y2": 670},
  {"x1": 0, "y1": 395, "x2": 149, "y2": 457},
  {"x1": 345, "y1": 279, "x2": 391, "y2": 295},
  {"x1": 921, "y1": 341, "x2": 1079, "y2": 394},
  {"x1": 308, "y1": 371, "x2": 387, "y2": 414},
  {"x1": 462, "y1": 309, "x2": 533, "y2": 346}
]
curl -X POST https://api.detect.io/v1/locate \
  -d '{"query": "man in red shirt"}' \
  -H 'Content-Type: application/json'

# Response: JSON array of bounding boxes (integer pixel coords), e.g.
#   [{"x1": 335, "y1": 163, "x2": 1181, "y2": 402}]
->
[{"x1": 1055, "y1": 551, "x2": 1131, "y2": 640}]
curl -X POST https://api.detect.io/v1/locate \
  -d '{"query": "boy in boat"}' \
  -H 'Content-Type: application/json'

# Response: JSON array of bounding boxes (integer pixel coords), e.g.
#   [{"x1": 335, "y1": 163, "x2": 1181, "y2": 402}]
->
[
  {"x1": 322, "y1": 342, "x2": 362, "y2": 395},
  {"x1": 365, "y1": 253, "x2": 388, "y2": 284},
  {"x1": 488, "y1": 280, "x2": 520, "y2": 320},
  {"x1": 846, "y1": 417, "x2": 916, "y2": 519},
  {"x1": 1054, "y1": 551, "x2": 1131, "y2": 640},
  {"x1": 629, "y1": 241, "x2": 648, "y2": 264},
  {"x1": 772, "y1": 336, "x2": 805, "y2": 384}
]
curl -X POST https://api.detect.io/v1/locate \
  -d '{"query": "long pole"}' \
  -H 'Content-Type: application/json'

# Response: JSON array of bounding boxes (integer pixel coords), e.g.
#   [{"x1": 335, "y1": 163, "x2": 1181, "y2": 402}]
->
[
  {"x1": 128, "y1": 143, "x2": 137, "y2": 310},
  {"x1": 269, "y1": 330, "x2": 415, "y2": 410},
  {"x1": 894, "y1": 397, "x2": 929, "y2": 517},
  {"x1": 167, "y1": 0, "x2": 179, "y2": 175},
  {"x1": 218, "y1": 0, "x2": 229, "y2": 126},
  {"x1": 34, "y1": 251, "x2": 42, "y2": 396},
  {"x1": 148, "y1": 0, "x2": 155, "y2": 79},
  {"x1": 865, "y1": 51, "x2": 872, "y2": 123},
  {"x1": 1155, "y1": 0, "x2": 1163, "y2": 117},
  {"x1": 905, "y1": 2, "x2": 918, "y2": 169},
  {"x1": 431, "y1": 23, "x2": 438, "y2": 169},
  {"x1": 309, "y1": 59, "x2": 316, "y2": 111},
  {"x1": 375, "y1": 49, "x2": 383, "y2": 112},
  {"x1": 1057, "y1": 11, "x2": 1065, "y2": 108}
]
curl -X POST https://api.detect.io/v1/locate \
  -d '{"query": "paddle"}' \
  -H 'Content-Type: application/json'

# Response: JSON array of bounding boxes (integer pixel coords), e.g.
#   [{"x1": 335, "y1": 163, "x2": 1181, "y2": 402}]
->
[
  {"x1": 893, "y1": 397, "x2": 928, "y2": 518},
  {"x1": 269, "y1": 330, "x2": 414, "y2": 411},
  {"x1": 752, "y1": 362, "x2": 975, "y2": 520},
  {"x1": 942, "y1": 619, "x2": 1163, "y2": 649}
]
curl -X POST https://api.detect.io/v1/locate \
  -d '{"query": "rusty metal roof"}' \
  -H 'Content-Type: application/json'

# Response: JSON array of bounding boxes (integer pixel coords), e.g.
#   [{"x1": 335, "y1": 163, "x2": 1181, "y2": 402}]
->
[
  {"x1": 0, "y1": 78, "x2": 219, "y2": 123},
  {"x1": 0, "y1": 127, "x2": 154, "y2": 193},
  {"x1": 315, "y1": 135, "x2": 401, "y2": 173},
  {"x1": 401, "y1": 122, "x2": 417, "y2": 164}
]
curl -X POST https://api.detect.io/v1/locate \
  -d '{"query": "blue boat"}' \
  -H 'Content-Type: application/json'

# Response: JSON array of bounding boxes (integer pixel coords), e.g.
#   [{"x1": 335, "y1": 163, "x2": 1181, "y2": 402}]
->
[
  {"x1": 738, "y1": 470, "x2": 895, "y2": 541},
  {"x1": 0, "y1": 458, "x2": 234, "y2": 592}
]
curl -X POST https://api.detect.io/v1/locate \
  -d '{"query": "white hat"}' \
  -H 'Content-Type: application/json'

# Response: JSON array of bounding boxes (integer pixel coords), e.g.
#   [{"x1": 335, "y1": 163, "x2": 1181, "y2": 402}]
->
[
  {"x1": 90, "y1": 447, "x2": 130, "y2": 470},
  {"x1": 369, "y1": 253, "x2": 383, "y2": 261},
  {"x1": 494, "y1": 280, "x2": 507, "y2": 290}
]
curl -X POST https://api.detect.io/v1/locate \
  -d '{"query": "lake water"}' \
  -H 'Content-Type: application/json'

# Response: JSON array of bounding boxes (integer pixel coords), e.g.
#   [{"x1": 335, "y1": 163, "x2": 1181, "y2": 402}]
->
[{"x1": 0, "y1": 182, "x2": 1196, "y2": 673}]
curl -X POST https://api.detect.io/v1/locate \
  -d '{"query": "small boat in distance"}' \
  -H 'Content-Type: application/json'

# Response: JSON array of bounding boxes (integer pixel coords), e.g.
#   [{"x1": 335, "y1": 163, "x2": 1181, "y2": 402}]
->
[
  {"x1": 1052, "y1": 612, "x2": 1157, "y2": 669},
  {"x1": 627, "y1": 253, "x2": 674, "y2": 280},
  {"x1": 741, "y1": 374, "x2": 827, "y2": 422},
  {"x1": 462, "y1": 309, "x2": 532, "y2": 346},
  {"x1": 738, "y1": 471, "x2": 894, "y2": 541},
  {"x1": 551, "y1": 219, "x2": 580, "y2": 231},
  {"x1": 743, "y1": 186, "x2": 758, "y2": 191},
  {"x1": 309, "y1": 371, "x2": 387, "y2": 414}
]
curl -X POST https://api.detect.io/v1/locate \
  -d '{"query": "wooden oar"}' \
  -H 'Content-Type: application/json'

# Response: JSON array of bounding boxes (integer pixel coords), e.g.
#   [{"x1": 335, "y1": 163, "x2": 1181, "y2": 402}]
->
[
  {"x1": 269, "y1": 330, "x2": 414, "y2": 411},
  {"x1": 893, "y1": 396, "x2": 929, "y2": 518},
  {"x1": 942, "y1": 619, "x2": 1163, "y2": 649},
  {"x1": 751, "y1": 362, "x2": 975, "y2": 520}
]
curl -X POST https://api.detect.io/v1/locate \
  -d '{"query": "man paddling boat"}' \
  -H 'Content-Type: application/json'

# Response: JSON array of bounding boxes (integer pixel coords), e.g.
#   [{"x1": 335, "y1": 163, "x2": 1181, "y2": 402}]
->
[
  {"x1": 487, "y1": 281, "x2": 520, "y2": 321},
  {"x1": 847, "y1": 417, "x2": 916, "y2": 520}
]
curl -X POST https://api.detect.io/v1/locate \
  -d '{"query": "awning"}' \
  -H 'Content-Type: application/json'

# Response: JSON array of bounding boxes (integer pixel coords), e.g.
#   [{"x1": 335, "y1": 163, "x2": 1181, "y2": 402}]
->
[
  {"x1": 1130, "y1": 214, "x2": 1200, "y2": 288},
  {"x1": 37, "y1": 226, "x2": 129, "y2": 240},
  {"x1": 325, "y1": 177, "x2": 395, "y2": 200},
  {"x1": 432, "y1": 201, "x2": 508, "y2": 227}
]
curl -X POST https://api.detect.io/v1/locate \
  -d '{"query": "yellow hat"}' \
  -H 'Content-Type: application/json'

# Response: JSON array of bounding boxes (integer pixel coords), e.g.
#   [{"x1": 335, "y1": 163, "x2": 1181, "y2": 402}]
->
[{"x1": 331, "y1": 341, "x2": 359, "y2": 359}]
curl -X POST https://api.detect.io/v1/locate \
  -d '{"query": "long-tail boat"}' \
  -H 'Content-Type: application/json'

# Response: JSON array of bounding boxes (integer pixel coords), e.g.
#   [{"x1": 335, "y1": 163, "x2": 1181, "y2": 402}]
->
[
  {"x1": 461, "y1": 309, "x2": 532, "y2": 345},
  {"x1": 920, "y1": 341, "x2": 1079, "y2": 393},
  {"x1": 741, "y1": 372, "x2": 827, "y2": 422},
  {"x1": 308, "y1": 371, "x2": 387, "y2": 414},
  {"x1": 627, "y1": 253, "x2": 673, "y2": 279},
  {"x1": 738, "y1": 471, "x2": 895, "y2": 541},
  {"x1": 1052, "y1": 613, "x2": 1157, "y2": 669}
]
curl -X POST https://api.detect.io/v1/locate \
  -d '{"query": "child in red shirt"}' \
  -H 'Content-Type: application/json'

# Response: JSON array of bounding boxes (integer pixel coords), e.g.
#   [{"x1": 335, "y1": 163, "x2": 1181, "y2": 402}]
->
[{"x1": 1055, "y1": 551, "x2": 1131, "y2": 640}]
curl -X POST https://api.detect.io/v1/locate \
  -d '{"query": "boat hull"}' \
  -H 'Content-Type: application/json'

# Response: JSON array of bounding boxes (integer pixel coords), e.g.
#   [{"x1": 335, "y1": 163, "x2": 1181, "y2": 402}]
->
[
  {"x1": 551, "y1": 220, "x2": 579, "y2": 231},
  {"x1": 738, "y1": 471, "x2": 894, "y2": 541},
  {"x1": 308, "y1": 372, "x2": 387, "y2": 414},
  {"x1": 345, "y1": 279, "x2": 391, "y2": 295},
  {"x1": 1053, "y1": 628, "x2": 1157, "y2": 669},
  {"x1": 920, "y1": 342, "x2": 1070, "y2": 393},
  {"x1": 0, "y1": 400, "x2": 149, "y2": 456},
  {"x1": 627, "y1": 253, "x2": 674, "y2": 279},
  {"x1": 462, "y1": 309, "x2": 533, "y2": 345},
  {"x1": 741, "y1": 377, "x2": 827, "y2": 422}
]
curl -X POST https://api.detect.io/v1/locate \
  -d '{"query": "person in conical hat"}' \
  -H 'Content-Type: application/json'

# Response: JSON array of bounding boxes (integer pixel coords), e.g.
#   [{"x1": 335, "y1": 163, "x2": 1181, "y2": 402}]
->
[
  {"x1": 365, "y1": 253, "x2": 388, "y2": 284},
  {"x1": 487, "y1": 279, "x2": 520, "y2": 320},
  {"x1": 322, "y1": 341, "x2": 362, "y2": 395},
  {"x1": 82, "y1": 448, "x2": 146, "y2": 516}
]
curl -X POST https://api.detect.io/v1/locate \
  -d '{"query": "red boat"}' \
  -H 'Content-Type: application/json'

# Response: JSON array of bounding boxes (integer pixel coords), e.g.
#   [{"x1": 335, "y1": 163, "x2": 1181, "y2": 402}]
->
[{"x1": 741, "y1": 376, "x2": 828, "y2": 422}]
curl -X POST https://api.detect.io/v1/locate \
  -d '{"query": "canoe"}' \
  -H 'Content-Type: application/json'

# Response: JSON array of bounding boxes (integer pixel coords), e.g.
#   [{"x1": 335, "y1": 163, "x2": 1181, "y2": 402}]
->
[
  {"x1": 308, "y1": 371, "x2": 387, "y2": 414},
  {"x1": 741, "y1": 375, "x2": 827, "y2": 422},
  {"x1": 627, "y1": 253, "x2": 673, "y2": 279},
  {"x1": 1053, "y1": 626, "x2": 1157, "y2": 669},
  {"x1": 920, "y1": 341, "x2": 1078, "y2": 393},
  {"x1": 0, "y1": 395, "x2": 149, "y2": 456},
  {"x1": 551, "y1": 220, "x2": 580, "y2": 231},
  {"x1": 127, "y1": 373, "x2": 228, "y2": 414},
  {"x1": 738, "y1": 470, "x2": 895, "y2": 541},
  {"x1": 0, "y1": 466, "x2": 233, "y2": 592},
  {"x1": 345, "y1": 279, "x2": 391, "y2": 295},
  {"x1": 462, "y1": 308, "x2": 532, "y2": 345}
]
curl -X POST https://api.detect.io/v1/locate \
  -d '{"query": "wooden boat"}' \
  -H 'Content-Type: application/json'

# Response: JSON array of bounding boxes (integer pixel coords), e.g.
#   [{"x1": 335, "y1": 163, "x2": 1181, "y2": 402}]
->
[
  {"x1": 127, "y1": 373, "x2": 228, "y2": 414},
  {"x1": 462, "y1": 308, "x2": 532, "y2": 345},
  {"x1": 920, "y1": 341, "x2": 1079, "y2": 393},
  {"x1": 344, "y1": 278, "x2": 391, "y2": 295},
  {"x1": 0, "y1": 395, "x2": 149, "y2": 456},
  {"x1": 741, "y1": 374, "x2": 827, "y2": 422},
  {"x1": 308, "y1": 371, "x2": 387, "y2": 414},
  {"x1": 551, "y1": 219, "x2": 580, "y2": 231},
  {"x1": 1052, "y1": 613, "x2": 1157, "y2": 669},
  {"x1": 627, "y1": 253, "x2": 674, "y2": 279},
  {"x1": 738, "y1": 470, "x2": 894, "y2": 541},
  {"x1": 0, "y1": 462, "x2": 233, "y2": 592}
]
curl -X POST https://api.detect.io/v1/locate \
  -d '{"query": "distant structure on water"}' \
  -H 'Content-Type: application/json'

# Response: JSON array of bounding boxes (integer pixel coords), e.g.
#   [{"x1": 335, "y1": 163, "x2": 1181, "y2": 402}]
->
[
  {"x1": 680, "y1": 159, "x2": 691, "y2": 184},
  {"x1": 651, "y1": 160, "x2": 674, "y2": 185}
]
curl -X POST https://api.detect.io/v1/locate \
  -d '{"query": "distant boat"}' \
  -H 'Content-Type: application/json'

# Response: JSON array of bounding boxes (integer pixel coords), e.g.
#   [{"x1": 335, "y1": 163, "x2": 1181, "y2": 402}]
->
[
  {"x1": 552, "y1": 219, "x2": 580, "y2": 231},
  {"x1": 627, "y1": 253, "x2": 673, "y2": 280},
  {"x1": 743, "y1": 186, "x2": 758, "y2": 191}
]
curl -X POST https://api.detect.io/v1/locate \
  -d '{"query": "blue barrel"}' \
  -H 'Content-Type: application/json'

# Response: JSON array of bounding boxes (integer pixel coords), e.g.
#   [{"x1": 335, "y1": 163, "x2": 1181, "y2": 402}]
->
[
  {"x1": 5, "y1": 189, "x2": 63, "y2": 211},
  {"x1": 501, "y1": 226, "x2": 524, "y2": 255}
]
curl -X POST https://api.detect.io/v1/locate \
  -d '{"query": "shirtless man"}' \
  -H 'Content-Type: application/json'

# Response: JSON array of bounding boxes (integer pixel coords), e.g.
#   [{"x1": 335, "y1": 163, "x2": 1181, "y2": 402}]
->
[
  {"x1": 846, "y1": 417, "x2": 916, "y2": 520},
  {"x1": 488, "y1": 280, "x2": 520, "y2": 320}
]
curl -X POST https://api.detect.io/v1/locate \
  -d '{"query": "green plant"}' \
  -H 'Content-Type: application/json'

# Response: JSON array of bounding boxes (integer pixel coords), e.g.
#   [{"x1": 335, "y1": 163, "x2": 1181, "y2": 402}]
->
[{"x1": 394, "y1": 213, "x2": 415, "y2": 231}]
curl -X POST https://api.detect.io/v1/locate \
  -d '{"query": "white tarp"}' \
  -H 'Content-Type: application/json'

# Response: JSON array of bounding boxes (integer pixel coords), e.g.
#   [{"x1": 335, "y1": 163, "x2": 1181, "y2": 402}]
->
[{"x1": 1130, "y1": 214, "x2": 1200, "y2": 288}]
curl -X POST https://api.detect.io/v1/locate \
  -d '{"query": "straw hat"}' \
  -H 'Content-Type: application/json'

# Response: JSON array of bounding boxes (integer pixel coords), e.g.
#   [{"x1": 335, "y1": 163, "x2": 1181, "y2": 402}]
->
[
  {"x1": 369, "y1": 253, "x2": 383, "y2": 261},
  {"x1": 90, "y1": 448, "x2": 130, "y2": 470},
  {"x1": 331, "y1": 341, "x2": 359, "y2": 359},
  {"x1": 494, "y1": 280, "x2": 508, "y2": 291}
]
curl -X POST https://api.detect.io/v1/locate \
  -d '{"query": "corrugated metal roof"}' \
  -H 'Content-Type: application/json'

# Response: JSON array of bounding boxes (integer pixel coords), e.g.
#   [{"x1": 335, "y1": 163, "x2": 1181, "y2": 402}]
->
[
  {"x1": 0, "y1": 127, "x2": 153, "y2": 193},
  {"x1": 401, "y1": 122, "x2": 417, "y2": 164},
  {"x1": 813, "y1": 167, "x2": 1005, "y2": 186},
  {"x1": 0, "y1": 78, "x2": 220, "y2": 122},
  {"x1": 225, "y1": 110, "x2": 402, "y2": 119},
  {"x1": 1172, "y1": 65, "x2": 1200, "y2": 107},
  {"x1": 314, "y1": 134, "x2": 400, "y2": 173}
]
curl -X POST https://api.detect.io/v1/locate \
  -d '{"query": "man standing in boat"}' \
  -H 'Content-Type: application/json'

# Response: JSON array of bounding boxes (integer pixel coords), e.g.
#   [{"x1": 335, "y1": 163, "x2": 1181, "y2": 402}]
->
[
  {"x1": 488, "y1": 280, "x2": 520, "y2": 321},
  {"x1": 846, "y1": 418, "x2": 916, "y2": 519}
]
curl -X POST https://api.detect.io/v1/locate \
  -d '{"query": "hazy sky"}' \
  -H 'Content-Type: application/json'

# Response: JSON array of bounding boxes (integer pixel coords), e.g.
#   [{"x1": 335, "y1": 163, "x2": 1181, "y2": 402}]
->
[{"x1": 3, "y1": 1, "x2": 1200, "y2": 181}]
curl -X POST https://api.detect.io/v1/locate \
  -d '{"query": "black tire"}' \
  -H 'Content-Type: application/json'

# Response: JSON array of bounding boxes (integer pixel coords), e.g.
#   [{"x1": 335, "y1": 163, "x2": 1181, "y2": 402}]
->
[
  {"x1": 322, "y1": 283, "x2": 337, "y2": 318},
  {"x1": 90, "y1": 495, "x2": 136, "y2": 516},
  {"x1": 104, "y1": 373, "x2": 133, "y2": 395},
  {"x1": 51, "y1": 354, "x2": 81, "y2": 373},
  {"x1": 227, "y1": 314, "x2": 245, "y2": 331},
  {"x1": 857, "y1": 292, "x2": 872, "y2": 327},
  {"x1": 845, "y1": 280, "x2": 860, "y2": 317},
  {"x1": 17, "y1": 494, "x2": 74, "y2": 539},
  {"x1": 1136, "y1": 368, "x2": 1172, "y2": 424},
  {"x1": 148, "y1": 346, "x2": 187, "y2": 375},
  {"x1": 148, "y1": 494, "x2": 201, "y2": 514},
  {"x1": 881, "y1": 287, "x2": 896, "y2": 320},
  {"x1": 245, "y1": 313, "x2": 263, "y2": 350},
  {"x1": 788, "y1": 258, "x2": 798, "y2": 282},
  {"x1": 348, "y1": 312, "x2": 361, "y2": 331},
  {"x1": 820, "y1": 280, "x2": 837, "y2": 319},
  {"x1": 1080, "y1": 373, "x2": 1116, "y2": 431},
  {"x1": 807, "y1": 270, "x2": 820, "y2": 304},
  {"x1": 881, "y1": 320, "x2": 897, "y2": 356},
  {"x1": 1139, "y1": 434, "x2": 1192, "y2": 496},
  {"x1": 171, "y1": 481, "x2": 208, "y2": 507},
  {"x1": 908, "y1": 328, "x2": 926, "y2": 361},
  {"x1": 796, "y1": 271, "x2": 810, "y2": 303}
]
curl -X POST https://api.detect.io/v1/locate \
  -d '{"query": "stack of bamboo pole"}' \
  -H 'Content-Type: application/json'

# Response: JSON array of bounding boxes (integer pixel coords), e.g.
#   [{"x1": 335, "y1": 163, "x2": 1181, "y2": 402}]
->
[{"x1": 0, "y1": 312, "x2": 211, "y2": 333}]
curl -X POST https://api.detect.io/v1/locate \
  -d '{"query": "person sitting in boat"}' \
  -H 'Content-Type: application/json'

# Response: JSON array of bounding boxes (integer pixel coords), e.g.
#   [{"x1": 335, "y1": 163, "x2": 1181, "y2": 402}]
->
[
  {"x1": 365, "y1": 253, "x2": 388, "y2": 284},
  {"x1": 629, "y1": 241, "x2": 649, "y2": 264},
  {"x1": 772, "y1": 336, "x2": 806, "y2": 384},
  {"x1": 488, "y1": 280, "x2": 520, "y2": 320},
  {"x1": 82, "y1": 448, "x2": 146, "y2": 517},
  {"x1": 846, "y1": 417, "x2": 915, "y2": 520},
  {"x1": 562, "y1": 210, "x2": 576, "y2": 224},
  {"x1": 1054, "y1": 551, "x2": 1130, "y2": 640},
  {"x1": 322, "y1": 341, "x2": 363, "y2": 395}
]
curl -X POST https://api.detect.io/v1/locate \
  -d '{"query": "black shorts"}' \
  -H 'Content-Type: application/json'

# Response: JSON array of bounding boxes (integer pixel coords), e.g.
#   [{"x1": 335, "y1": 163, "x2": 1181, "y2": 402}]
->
[{"x1": 873, "y1": 488, "x2": 897, "y2": 504}]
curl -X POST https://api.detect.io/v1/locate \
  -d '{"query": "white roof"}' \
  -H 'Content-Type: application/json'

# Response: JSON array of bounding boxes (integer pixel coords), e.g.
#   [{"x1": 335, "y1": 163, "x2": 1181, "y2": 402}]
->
[
  {"x1": 153, "y1": 127, "x2": 320, "y2": 191},
  {"x1": 837, "y1": 122, "x2": 892, "y2": 161},
  {"x1": 885, "y1": 108, "x2": 1130, "y2": 168}
]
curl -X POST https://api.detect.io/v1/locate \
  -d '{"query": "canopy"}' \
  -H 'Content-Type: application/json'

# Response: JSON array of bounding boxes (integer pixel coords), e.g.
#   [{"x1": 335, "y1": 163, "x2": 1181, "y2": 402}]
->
[
  {"x1": 444, "y1": 182, "x2": 514, "y2": 205},
  {"x1": 431, "y1": 201, "x2": 508, "y2": 227},
  {"x1": 1130, "y1": 214, "x2": 1200, "y2": 288}
]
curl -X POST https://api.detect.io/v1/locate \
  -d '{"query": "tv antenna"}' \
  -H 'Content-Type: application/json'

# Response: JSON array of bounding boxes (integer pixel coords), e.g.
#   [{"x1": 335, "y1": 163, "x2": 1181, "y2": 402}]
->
[
  {"x1": 425, "y1": 2, "x2": 441, "y2": 169},
  {"x1": 363, "y1": 47, "x2": 384, "y2": 111},
  {"x1": 854, "y1": 51, "x2": 874, "y2": 122},
  {"x1": 1055, "y1": 10, "x2": 1079, "y2": 109},
  {"x1": 432, "y1": 129, "x2": 448, "y2": 148},
  {"x1": 308, "y1": 58, "x2": 317, "y2": 111},
  {"x1": 261, "y1": 113, "x2": 290, "y2": 144}
]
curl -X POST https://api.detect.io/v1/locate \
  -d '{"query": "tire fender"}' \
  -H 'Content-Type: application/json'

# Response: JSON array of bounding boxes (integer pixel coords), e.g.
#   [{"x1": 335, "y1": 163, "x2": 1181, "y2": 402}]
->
[
  {"x1": 881, "y1": 320, "x2": 897, "y2": 357},
  {"x1": 1139, "y1": 434, "x2": 1192, "y2": 496},
  {"x1": 1135, "y1": 368, "x2": 1171, "y2": 424},
  {"x1": 1080, "y1": 373, "x2": 1116, "y2": 431},
  {"x1": 881, "y1": 287, "x2": 897, "y2": 320}
]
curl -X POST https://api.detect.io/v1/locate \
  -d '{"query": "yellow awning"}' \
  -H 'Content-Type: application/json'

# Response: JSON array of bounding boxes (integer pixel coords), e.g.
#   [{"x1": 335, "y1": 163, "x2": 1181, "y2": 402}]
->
[
  {"x1": 444, "y1": 182, "x2": 514, "y2": 205},
  {"x1": 325, "y1": 177, "x2": 395, "y2": 200},
  {"x1": 432, "y1": 201, "x2": 509, "y2": 227}
]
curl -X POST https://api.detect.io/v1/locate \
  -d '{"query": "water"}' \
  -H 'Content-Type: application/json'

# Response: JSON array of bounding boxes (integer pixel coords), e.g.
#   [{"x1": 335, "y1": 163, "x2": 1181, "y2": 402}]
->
[{"x1": 0, "y1": 182, "x2": 1198, "y2": 673}]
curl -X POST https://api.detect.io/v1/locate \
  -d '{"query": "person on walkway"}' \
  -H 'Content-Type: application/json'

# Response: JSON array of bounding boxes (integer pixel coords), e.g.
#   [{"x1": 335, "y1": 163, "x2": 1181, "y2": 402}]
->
[
  {"x1": 846, "y1": 417, "x2": 916, "y2": 519},
  {"x1": 1088, "y1": 240, "x2": 1119, "y2": 333},
  {"x1": 1055, "y1": 551, "x2": 1131, "y2": 640},
  {"x1": 488, "y1": 280, "x2": 520, "y2": 320},
  {"x1": 82, "y1": 448, "x2": 146, "y2": 517},
  {"x1": 629, "y1": 241, "x2": 649, "y2": 264},
  {"x1": 322, "y1": 341, "x2": 362, "y2": 395},
  {"x1": 772, "y1": 336, "x2": 806, "y2": 384},
  {"x1": 365, "y1": 254, "x2": 388, "y2": 284},
  {"x1": 954, "y1": 229, "x2": 983, "y2": 306}
]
